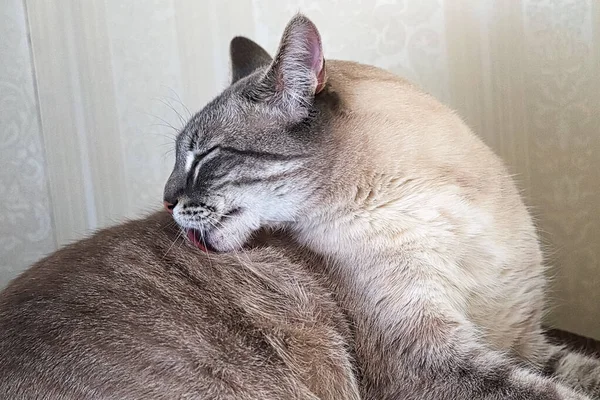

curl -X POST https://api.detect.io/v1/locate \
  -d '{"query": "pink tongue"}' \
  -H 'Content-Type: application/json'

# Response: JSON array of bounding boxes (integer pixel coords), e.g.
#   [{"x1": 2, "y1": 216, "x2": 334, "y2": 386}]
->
[{"x1": 186, "y1": 230, "x2": 209, "y2": 253}]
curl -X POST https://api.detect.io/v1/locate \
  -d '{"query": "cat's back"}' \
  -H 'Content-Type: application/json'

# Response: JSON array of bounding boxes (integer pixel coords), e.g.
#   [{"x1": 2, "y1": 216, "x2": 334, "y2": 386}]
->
[
  {"x1": 0, "y1": 212, "x2": 358, "y2": 399},
  {"x1": 322, "y1": 60, "x2": 543, "y2": 352}
]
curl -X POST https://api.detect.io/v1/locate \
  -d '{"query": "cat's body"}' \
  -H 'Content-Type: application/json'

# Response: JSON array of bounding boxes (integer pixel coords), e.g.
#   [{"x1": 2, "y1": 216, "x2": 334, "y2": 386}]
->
[
  {"x1": 164, "y1": 15, "x2": 600, "y2": 400},
  {"x1": 297, "y1": 59, "x2": 546, "y2": 355},
  {"x1": 0, "y1": 212, "x2": 360, "y2": 399},
  {"x1": 289, "y1": 58, "x2": 580, "y2": 398}
]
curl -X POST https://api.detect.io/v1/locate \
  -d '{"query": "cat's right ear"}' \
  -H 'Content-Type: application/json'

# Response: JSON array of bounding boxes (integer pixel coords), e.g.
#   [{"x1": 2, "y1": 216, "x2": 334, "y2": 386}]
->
[{"x1": 229, "y1": 37, "x2": 272, "y2": 84}]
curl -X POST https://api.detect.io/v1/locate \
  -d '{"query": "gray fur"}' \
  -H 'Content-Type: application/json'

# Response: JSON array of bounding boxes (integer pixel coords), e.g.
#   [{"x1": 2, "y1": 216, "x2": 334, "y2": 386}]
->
[
  {"x1": 0, "y1": 212, "x2": 360, "y2": 399},
  {"x1": 230, "y1": 36, "x2": 272, "y2": 84}
]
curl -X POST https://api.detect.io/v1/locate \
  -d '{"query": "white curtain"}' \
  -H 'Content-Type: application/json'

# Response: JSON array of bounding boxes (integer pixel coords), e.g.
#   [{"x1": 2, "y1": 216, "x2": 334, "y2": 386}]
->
[{"x1": 1, "y1": 0, "x2": 599, "y2": 339}]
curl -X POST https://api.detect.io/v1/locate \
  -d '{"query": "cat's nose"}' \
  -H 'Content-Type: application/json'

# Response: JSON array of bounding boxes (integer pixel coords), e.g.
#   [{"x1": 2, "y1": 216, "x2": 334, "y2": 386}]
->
[{"x1": 163, "y1": 200, "x2": 177, "y2": 214}]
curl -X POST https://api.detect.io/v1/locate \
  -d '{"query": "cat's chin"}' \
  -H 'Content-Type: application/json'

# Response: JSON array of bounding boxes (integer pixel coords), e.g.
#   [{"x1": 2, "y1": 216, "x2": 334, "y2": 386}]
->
[
  {"x1": 185, "y1": 227, "x2": 250, "y2": 253},
  {"x1": 185, "y1": 229, "x2": 216, "y2": 253},
  {"x1": 176, "y1": 208, "x2": 259, "y2": 253}
]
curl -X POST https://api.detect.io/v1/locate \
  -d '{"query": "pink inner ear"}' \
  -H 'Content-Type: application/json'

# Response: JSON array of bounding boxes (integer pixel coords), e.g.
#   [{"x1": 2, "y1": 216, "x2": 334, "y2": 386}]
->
[
  {"x1": 306, "y1": 29, "x2": 326, "y2": 93},
  {"x1": 307, "y1": 29, "x2": 323, "y2": 73}
]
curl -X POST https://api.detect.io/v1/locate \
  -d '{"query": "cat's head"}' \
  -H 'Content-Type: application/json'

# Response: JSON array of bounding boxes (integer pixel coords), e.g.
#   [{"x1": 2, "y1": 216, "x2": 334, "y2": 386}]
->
[{"x1": 164, "y1": 14, "x2": 338, "y2": 252}]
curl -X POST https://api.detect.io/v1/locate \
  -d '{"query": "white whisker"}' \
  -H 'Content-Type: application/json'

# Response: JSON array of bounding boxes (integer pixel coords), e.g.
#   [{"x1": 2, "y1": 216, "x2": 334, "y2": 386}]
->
[
  {"x1": 162, "y1": 227, "x2": 185, "y2": 260},
  {"x1": 154, "y1": 97, "x2": 187, "y2": 128}
]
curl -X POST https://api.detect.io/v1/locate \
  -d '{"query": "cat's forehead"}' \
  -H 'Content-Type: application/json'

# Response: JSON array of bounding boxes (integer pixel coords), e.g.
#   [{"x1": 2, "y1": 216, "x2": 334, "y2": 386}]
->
[
  {"x1": 178, "y1": 93, "x2": 245, "y2": 146},
  {"x1": 178, "y1": 87, "x2": 288, "y2": 151}
]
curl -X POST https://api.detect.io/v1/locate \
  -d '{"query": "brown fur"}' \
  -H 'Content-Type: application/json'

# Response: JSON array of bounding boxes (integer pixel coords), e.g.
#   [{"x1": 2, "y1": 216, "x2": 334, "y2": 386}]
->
[{"x1": 0, "y1": 212, "x2": 360, "y2": 399}]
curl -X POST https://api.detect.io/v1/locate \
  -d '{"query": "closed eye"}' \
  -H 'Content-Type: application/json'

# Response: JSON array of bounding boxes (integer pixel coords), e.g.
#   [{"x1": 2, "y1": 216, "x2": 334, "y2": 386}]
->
[
  {"x1": 186, "y1": 146, "x2": 220, "y2": 187},
  {"x1": 185, "y1": 144, "x2": 308, "y2": 187},
  {"x1": 190, "y1": 146, "x2": 220, "y2": 169},
  {"x1": 188, "y1": 144, "x2": 306, "y2": 171}
]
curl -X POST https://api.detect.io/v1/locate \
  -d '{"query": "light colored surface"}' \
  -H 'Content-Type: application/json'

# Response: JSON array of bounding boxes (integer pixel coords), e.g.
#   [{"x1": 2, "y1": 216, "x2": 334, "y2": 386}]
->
[
  {"x1": 0, "y1": 0, "x2": 56, "y2": 282},
  {"x1": 0, "y1": 0, "x2": 598, "y2": 339}
]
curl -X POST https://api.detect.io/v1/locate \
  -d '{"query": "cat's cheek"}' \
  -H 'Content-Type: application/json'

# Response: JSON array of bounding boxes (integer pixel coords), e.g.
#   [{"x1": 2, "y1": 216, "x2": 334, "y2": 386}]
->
[{"x1": 207, "y1": 213, "x2": 260, "y2": 252}]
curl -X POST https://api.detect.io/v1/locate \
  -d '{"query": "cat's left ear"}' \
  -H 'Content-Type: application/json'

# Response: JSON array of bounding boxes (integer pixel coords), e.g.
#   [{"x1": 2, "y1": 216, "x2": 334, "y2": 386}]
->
[
  {"x1": 265, "y1": 14, "x2": 327, "y2": 107},
  {"x1": 230, "y1": 36, "x2": 272, "y2": 84}
]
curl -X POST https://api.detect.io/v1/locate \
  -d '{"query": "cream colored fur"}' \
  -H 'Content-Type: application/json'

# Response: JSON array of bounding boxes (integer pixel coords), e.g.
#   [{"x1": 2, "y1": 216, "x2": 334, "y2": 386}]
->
[
  {"x1": 298, "y1": 60, "x2": 545, "y2": 355},
  {"x1": 287, "y1": 60, "x2": 600, "y2": 399},
  {"x1": 165, "y1": 14, "x2": 600, "y2": 399}
]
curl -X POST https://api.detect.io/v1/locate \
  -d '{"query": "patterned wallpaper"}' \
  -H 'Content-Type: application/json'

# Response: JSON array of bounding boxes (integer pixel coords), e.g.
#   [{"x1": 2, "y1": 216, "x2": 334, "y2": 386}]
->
[
  {"x1": 522, "y1": 0, "x2": 600, "y2": 338},
  {"x1": 0, "y1": 0, "x2": 56, "y2": 287},
  {"x1": 1, "y1": 0, "x2": 599, "y2": 338},
  {"x1": 104, "y1": 0, "x2": 186, "y2": 216}
]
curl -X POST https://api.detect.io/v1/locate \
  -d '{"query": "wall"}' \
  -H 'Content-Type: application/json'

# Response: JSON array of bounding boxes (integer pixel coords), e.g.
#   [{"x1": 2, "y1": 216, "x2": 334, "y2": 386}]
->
[
  {"x1": 0, "y1": 0, "x2": 599, "y2": 339},
  {"x1": 0, "y1": 0, "x2": 56, "y2": 282}
]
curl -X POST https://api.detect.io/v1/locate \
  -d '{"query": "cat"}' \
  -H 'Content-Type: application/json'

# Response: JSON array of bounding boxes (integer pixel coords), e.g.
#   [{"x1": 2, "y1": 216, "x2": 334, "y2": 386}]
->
[
  {"x1": 163, "y1": 14, "x2": 600, "y2": 400},
  {"x1": 0, "y1": 212, "x2": 361, "y2": 399}
]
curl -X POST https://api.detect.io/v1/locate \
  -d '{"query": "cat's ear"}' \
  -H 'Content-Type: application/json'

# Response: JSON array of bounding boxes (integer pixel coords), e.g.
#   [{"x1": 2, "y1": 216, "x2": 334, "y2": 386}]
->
[
  {"x1": 230, "y1": 36, "x2": 272, "y2": 84},
  {"x1": 265, "y1": 14, "x2": 327, "y2": 107}
]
